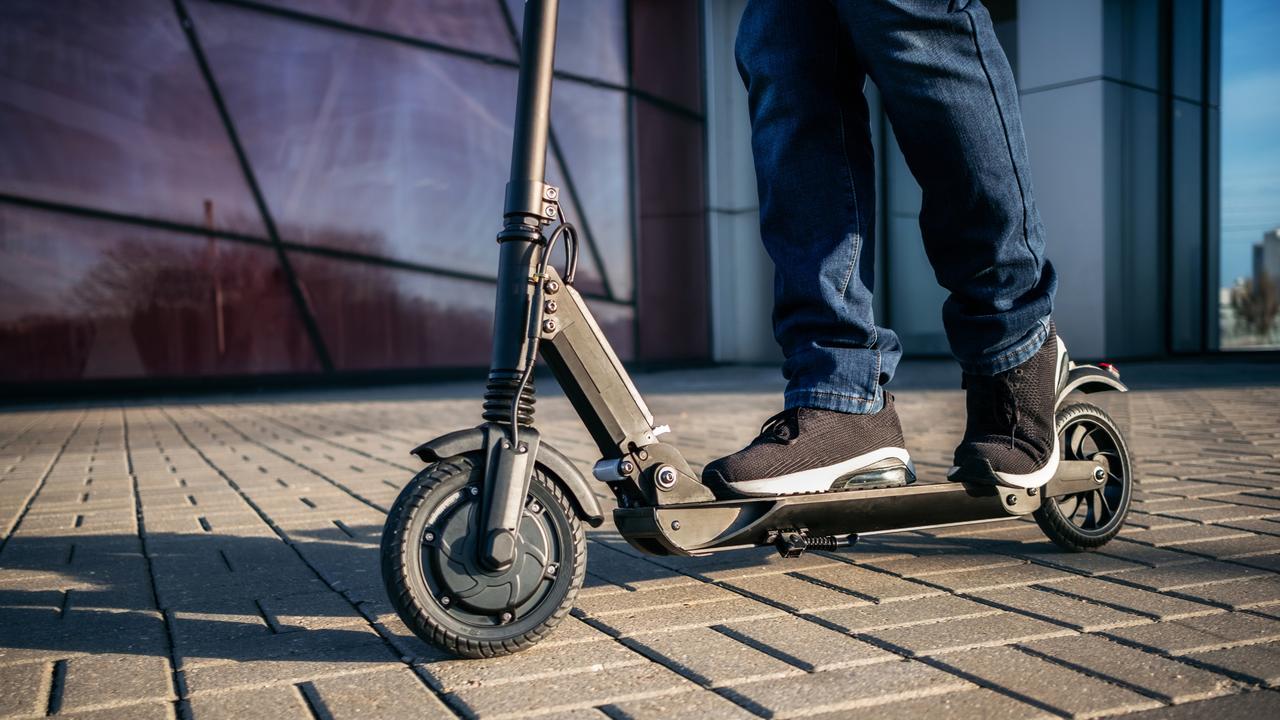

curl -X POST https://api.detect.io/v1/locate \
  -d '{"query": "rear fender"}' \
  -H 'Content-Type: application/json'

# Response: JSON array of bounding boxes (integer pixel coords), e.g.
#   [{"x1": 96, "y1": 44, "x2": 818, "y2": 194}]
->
[
  {"x1": 1056, "y1": 364, "x2": 1128, "y2": 409},
  {"x1": 411, "y1": 426, "x2": 605, "y2": 527}
]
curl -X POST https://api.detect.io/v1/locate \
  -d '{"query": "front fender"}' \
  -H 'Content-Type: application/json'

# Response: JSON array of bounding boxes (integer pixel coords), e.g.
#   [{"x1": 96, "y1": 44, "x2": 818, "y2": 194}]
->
[
  {"x1": 1057, "y1": 364, "x2": 1128, "y2": 409},
  {"x1": 411, "y1": 426, "x2": 605, "y2": 527}
]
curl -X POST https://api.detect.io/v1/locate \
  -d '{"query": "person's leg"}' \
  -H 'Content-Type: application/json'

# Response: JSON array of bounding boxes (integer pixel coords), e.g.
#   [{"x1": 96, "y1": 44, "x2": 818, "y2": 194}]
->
[
  {"x1": 702, "y1": 0, "x2": 911, "y2": 497},
  {"x1": 835, "y1": 0, "x2": 1061, "y2": 486},
  {"x1": 738, "y1": 0, "x2": 901, "y2": 414}
]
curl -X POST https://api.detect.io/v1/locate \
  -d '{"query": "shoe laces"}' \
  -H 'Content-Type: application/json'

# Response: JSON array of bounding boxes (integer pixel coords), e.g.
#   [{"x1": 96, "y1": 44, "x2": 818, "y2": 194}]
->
[{"x1": 965, "y1": 369, "x2": 1023, "y2": 449}]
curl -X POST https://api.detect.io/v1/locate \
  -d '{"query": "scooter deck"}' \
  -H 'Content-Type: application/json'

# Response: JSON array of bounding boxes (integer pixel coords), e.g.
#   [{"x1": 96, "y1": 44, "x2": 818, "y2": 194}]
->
[{"x1": 614, "y1": 461, "x2": 1101, "y2": 557}]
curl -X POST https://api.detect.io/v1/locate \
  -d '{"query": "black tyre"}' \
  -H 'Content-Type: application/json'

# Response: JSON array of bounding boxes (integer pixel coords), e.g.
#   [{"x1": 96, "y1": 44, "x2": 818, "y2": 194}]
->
[
  {"x1": 1034, "y1": 403, "x2": 1133, "y2": 552},
  {"x1": 380, "y1": 453, "x2": 586, "y2": 658}
]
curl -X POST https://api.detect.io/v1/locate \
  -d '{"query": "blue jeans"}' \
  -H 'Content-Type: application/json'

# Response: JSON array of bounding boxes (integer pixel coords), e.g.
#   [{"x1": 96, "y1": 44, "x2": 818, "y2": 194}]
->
[{"x1": 737, "y1": 0, "x2": 1057, "y2": 413}]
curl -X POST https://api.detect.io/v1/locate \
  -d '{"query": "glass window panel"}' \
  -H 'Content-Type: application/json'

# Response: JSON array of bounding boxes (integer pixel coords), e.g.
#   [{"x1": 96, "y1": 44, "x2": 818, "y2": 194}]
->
[
  {"x1": 0, "y1": 205, "x2": 320, "y2": 382},
  {"x1": 1218, "y1": 0, "x2": 1280, "y2": 349},
  {"x1": 189, "y1": 1, "x2": 609, "y2": 293},
  {"x1": 0, "y1": 0, "x2": 265, "y2": 236},
  {"x1": 256, "y1": 0, "x2": 515, "y2": 59},
  {"x1": 504, "y1": 0, "x2": 627, "y2": 85},
  {"x1": 288, "y1": 252, "x2": 633, "y2": 369},
  {"x1": 551, "y1": 81, "x2": 633, "y2": 300}
]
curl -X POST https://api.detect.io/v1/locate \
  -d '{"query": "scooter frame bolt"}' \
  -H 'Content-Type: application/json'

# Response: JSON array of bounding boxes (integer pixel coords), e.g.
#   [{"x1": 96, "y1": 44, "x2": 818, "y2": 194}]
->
[
  {"x1": 670, "y1": 520, "x2": 681, "y2": 531},
  {"x1": 542, "y1": 318, "x2": 558, "y2": 333},
  {"x1": 618, "y1": 460, "x2": 635, "y2": 475},
  {"x1": 423, "y1": 531, "x2": 435, "y2": 542},
  {"x1": 544, "y1": 186, "x2": 559, "y2": 201},
  {"x1": 545, "y1": 280, "x2": 560, "y2": 294},
  {"x1": 546, "y1": 563, "x2": 557, "y2": 576},
  {"x1": 528, "y1": 501, "x2": 542, "y2": 514},
  {"x1": 544, "y1": 299, "x2": 558, "y2": 313},
  {"x1": 1006, "y1": 494, "x2": 1018, "y2": 505},
  {"x1": 655, "y1": 466, "x2": 678, "y2": 491},
  {"x1": 439, "y1": 595, "x2": 451, "y2": 606},
  {"x1": 469, "y1": 486, "x2": 479, "y2": 496},
  {"x1": 1094, "y1": 467, "x2": 1106, "y2": 483},
  {"x1": 500, "y1": 611, "x2": 513, "y2": 623}
]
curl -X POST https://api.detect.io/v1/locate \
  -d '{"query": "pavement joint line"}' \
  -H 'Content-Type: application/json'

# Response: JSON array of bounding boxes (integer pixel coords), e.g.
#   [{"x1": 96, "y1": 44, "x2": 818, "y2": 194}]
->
[
  {"x1": 0, "y1": 409, "x2": 85, "y2": 551},
  {"x1": 127, "y1": 410, "x2": 194, "y2": 720},
  {"x1": 193, "y1": 405, "x2": 389, "y2": 514},
  {"x1": 240, "y1": 404, "x2": 419, "y2": 473},
  {"x1": 156, "y1": 407, "x2": 468, "y2": 720}
]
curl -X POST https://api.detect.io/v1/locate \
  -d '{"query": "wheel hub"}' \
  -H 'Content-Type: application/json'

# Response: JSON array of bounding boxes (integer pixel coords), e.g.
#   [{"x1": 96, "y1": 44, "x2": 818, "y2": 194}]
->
[{"x1": 425, "y1": 489, "x2": 554, "y2": 615}]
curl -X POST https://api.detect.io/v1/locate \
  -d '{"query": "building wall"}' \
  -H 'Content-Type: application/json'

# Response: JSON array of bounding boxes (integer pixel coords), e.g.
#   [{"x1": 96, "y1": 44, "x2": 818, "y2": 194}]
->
[{"x1": 0, "y1": 0, "x2": 708, "y2": 387}]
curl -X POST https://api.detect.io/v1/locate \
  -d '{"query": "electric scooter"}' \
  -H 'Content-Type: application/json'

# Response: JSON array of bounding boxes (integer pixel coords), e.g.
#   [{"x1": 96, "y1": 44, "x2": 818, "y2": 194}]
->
[{"x1": 380, "y1": 0, "x2": 1134, "y2": 659}]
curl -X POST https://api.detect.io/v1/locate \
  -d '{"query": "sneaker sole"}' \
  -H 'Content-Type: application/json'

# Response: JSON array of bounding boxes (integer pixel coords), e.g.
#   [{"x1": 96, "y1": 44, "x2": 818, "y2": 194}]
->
[
  {"x1": 947, "y1": 434, "x2": 1060, "y2": 489},
  {"x1": 720, "y1": 447, "x2": 914, "y2": 496}
]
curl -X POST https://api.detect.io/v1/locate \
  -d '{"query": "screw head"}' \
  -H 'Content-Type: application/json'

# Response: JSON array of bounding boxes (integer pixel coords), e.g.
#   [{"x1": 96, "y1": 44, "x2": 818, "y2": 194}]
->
[
  {"x1": 1006, "y1": 494, "x2": 1018, "y2": 505},
  {"x1": 637, "y1": 449, "x2": 648, "y2": 461},
  {"x1": 469, "y1": 486, "x2": 479, "y2": 496},
  {"x1": 545, "y1": 280, "x2": 560, "y2": 294},
  {"x1": 528, "y1": 501, "x2": 542, "y2": 514},
  {"x1": 500, "y1": 611, "x2": 513, "y2": 623},
  {"x1": 439, "y1": 595, "x2": 451, "y2": 606},
  {"x1": 544, "y1": 299, "x2": 558, "y2": 313},
  {"x1": 423, "y1": 531, "x2": 435, "y2": 543},
  {"x1": 542, "y1": 318, "x2": 558, "y2": 333},
  {"x1": 545, "y1": 205, "x2": 558, "y2": 218},
  {"x1": 1028, "y1": 487, "x2": 1038, "y2": 496},
  {"x1": 670, "y1": 520, "x2": 681, "y2": 531},
  {"x1": 618, "y1": 459, "x2": 635, "y2": 475},
  {"x1": 655, "y1": 466, "x2": 678, "y2": 490},
  {"x1": 546, "y1": 563, "x2": 557, "y2": 576},
  {"x1": 544, "y1": 186, "x2": 559, "y2": 200},
  {"x1": 1094, "y1": 467, "x2": 1106, "y2": 482}
]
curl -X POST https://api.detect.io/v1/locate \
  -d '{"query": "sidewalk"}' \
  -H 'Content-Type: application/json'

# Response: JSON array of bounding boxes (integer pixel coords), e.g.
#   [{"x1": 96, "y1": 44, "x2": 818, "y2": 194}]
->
[{"x1": 2, "y1": 359, "x2": 1279, "y2": 719}]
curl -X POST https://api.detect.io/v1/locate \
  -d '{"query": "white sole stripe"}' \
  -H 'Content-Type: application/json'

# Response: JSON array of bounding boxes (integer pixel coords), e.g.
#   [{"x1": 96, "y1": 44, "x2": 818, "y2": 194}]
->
[{"x1": 728, "y1": 446, "x2": 913, "y2": 495}]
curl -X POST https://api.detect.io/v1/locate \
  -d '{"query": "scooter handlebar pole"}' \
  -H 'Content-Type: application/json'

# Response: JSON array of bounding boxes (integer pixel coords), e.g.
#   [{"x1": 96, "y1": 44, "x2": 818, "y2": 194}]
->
[{"x1": 504, "y1": 0, "x2": 559, "y2": 222}]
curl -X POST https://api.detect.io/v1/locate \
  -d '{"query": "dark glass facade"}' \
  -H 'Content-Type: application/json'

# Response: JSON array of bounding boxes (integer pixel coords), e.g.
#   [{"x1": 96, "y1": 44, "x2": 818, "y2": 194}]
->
[{"x1": 0, "y1": 0, "x2": 707, "y2": 386}]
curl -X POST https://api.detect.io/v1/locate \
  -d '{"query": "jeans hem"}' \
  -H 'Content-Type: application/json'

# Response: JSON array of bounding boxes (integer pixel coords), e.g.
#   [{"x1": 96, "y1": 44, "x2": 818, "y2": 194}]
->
[
  {"x1": 958, "y1": 316, "x2": 1051, "y2": 375},
  {"x1": 784, "y1": 387, "x2": 884, "y2": 414}
]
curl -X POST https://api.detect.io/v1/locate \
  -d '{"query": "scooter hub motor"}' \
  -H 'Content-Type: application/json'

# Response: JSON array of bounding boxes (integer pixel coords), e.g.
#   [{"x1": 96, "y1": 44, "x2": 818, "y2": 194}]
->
[{"x1": 426, "y1": 486, "x2": 555, "y2": 617}]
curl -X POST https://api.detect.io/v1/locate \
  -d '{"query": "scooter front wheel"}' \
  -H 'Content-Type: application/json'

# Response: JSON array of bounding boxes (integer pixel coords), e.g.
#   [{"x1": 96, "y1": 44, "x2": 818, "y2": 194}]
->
[
  {"x1": 1035, "y1": 403, "x2": 1133, "y2": 551},
  {"x1": 380, "y1": 453, "x2": 585, "y2": 658}
]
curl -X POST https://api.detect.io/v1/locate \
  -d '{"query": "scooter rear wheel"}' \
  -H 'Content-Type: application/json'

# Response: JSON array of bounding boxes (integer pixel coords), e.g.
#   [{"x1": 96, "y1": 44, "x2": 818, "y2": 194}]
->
[
  {"x1": 1035, "y1": 402, "x2": 1133, "y2": 551},
  {"x1": 381, "y1": 453, "x2": 585, "y2": 658}
]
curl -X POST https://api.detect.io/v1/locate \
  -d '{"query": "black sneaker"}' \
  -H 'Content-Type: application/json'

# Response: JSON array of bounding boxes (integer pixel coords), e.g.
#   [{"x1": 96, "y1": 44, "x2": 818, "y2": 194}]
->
[
  {"x1": 948, "y1": 324, "x2": 1068, "y2": 488},
  {"x1": 702, "y1": 393, "x2": 915, "y2": 498}
]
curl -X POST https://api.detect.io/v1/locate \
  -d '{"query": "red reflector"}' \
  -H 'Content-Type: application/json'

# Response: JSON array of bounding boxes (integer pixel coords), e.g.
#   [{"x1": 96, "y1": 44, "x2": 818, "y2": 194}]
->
[{"x1": 1097, "y1": 362, "x2": 1120, "y2": 378}]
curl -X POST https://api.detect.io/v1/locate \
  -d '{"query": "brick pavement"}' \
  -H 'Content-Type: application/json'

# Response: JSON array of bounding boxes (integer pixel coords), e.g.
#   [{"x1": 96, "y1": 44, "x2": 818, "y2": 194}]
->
[{"x1": 1, "y1": 358, "x2": 1279, "y2": 719}]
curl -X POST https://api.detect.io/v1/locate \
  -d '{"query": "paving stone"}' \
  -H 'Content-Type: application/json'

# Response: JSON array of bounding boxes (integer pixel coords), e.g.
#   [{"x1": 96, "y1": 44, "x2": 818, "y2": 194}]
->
[
  {"x1": 936, "y1": 645, "x2": 1162, "y2": 717},
  {"x1": 1172, "y1": 575, "x2": 1280, "y2": 611},
  {"x1": 1116, "y1": 688, "x2": 1280, "y2": 719},
  {"x1": 1126, "y1": 524, "x2": 1254, "y2": 548},
  {"x1": 1022, "y1": 633, "x2": 1239, "y2": 703},
  {"x1": 624, "y1": 625, "x2": 802, "y2": 687},
  {"x1": 715, "y1": 614, "x2": 894, "y2": 671},
  {"x1": 814, "y1": 687, "x2": 1054, "y2": 720},
  {"x1": 60, "y1": 653, "x2": 173, "y2": 713},
  {"x1": 257, "y1": 591, "x2": 369, "y2": 632},
  {"x1": 1015, "y1": 545, "x2": 1147, "y2": 576},
  {"x1": 182, "y1": 628, "x2": 400, "y2": 695},
  {"x1": 973, "y1": 584, "x2": 1151, "y2": 631},
  {"x1": 718, "y1": 572, "x2": 870, "y2": 613},
  {"x1": 1040, "y1": 577, "x2": 1221, "y2": 621},
  {"x1": 185, "y1": 683, "x2": 311, "y2": 720},
  {"x1": 306, "y1": 667, "x2": 454, "y2": 719},
  {"x1": 867, "y1": 611, "x2": 1073, "y2": 656},
  {"x1": 0, "y1": 661, "x2": 47, "y2": 717},
  {"x1": 1100, "y1": 539, "x2": 1207, "y2": 567},
  {"x1": 424, "y1": 638, "x2": 645, "y2": 692},
  {"x1": 1187, "y1": 641, "x2": 1280, "y2": 685},
  {"x1": 719, "y1": 659, "x2": 972, "y2": 718},
  {"x1": 601, "y1": 688, "x2": 757, "y2": 719},
  {"x1": 574, "y1": 582, "x2": 738, "y2": 617},
  {"x1": 791, "y1": 563, "x2": 943, "y2": 602},
  {"x1": 812, "y1": 593, "x2": 1000, "y2": 633},
  {"x1": 923, "y1": 561, "x2": 1076, "y2": 592},
  {"x1": 865, "y1": 552, "x2": 1022, "y2": 577},
  {"x1": 1103, "y1": 612, "x2": 1280, "y2": 656},
  {"x1": 445, "y1": 661, "x2": 697, "y2": 720},
  {"x1": 1107, "y1": 561, "x2": 1269, "y2": 592},
  {"x1": 59, "y1": 700, "x2": 175, "y2": 719},
  {"x1": 586, "y1": 595, "x2": 785, "y2": 638}
]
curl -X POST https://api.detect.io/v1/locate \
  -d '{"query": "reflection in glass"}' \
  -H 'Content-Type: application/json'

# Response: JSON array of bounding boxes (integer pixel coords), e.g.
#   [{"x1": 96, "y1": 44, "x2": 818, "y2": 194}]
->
[
  {"x1": 0, "y1": 0, "x2": 264, "y2": 235},
  {"x1": 0, "y1": 205, "x2": 320, "y2": 381},
  {"x1": 552, "y1": 82, "x2": 633, "y2": 299},
  {"x1": 256, "y1": 0, "x2": 516, "y2": 59},
  {"x1": 190, "y1": 1, "x2": 610, "y2": 292},
  {"x1": 1219, "y1": 0, "x2": 1280, "y2": 349},
  {"x1": 503, "y1": 0, "x2": 627, "y2": 85},
  {"x1": 289, "y1": 252, "x2": 634, "y2": 370}
]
